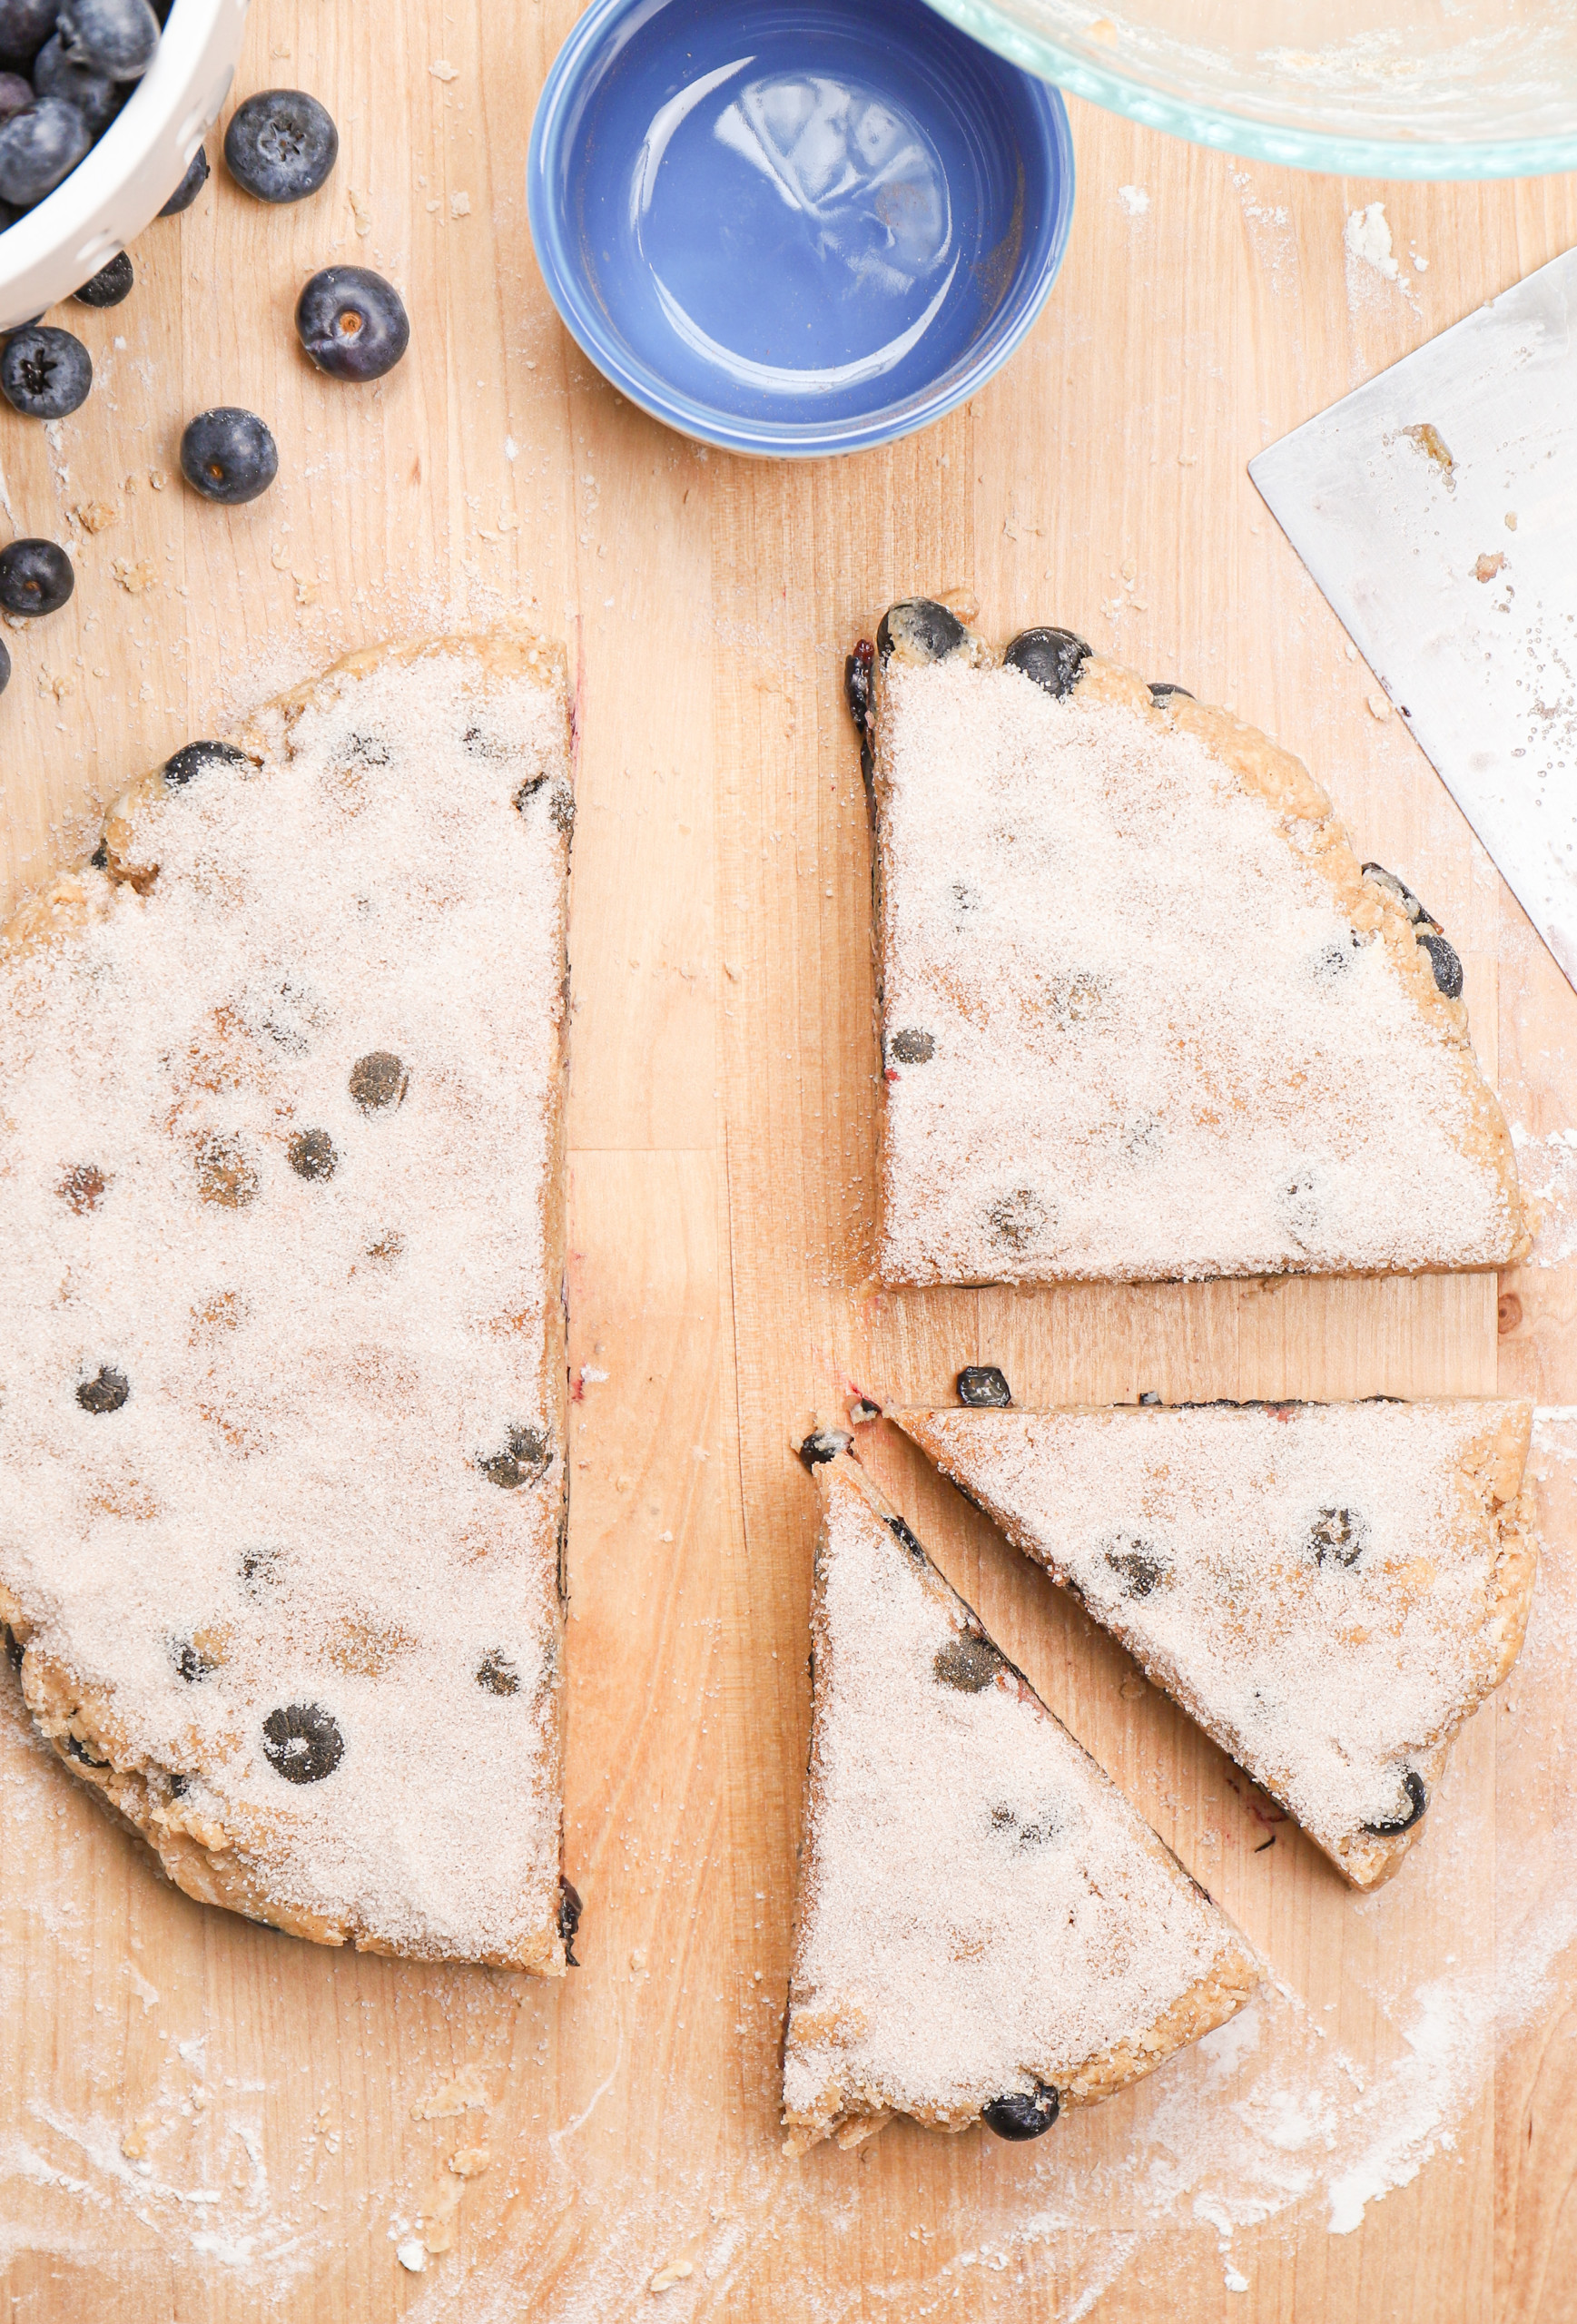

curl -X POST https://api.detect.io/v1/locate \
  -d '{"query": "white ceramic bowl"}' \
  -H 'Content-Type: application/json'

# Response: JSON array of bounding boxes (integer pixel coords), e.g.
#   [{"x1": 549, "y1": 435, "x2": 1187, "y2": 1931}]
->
[{"x1": 0, "y1": 0, "x2": 250, "y2": 333}]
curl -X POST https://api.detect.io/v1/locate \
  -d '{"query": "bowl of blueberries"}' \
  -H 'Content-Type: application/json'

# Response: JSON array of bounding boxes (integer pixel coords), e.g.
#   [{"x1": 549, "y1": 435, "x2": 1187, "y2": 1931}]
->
[{"x1": 0, "y1": 0, "x2": 246, "y2": 331}]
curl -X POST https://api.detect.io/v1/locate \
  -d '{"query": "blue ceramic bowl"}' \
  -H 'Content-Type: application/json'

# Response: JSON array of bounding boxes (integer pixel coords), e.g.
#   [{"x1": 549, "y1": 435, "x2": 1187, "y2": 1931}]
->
[{"x1": 527, "y1": 0, "x2": 1074, "y2": 456}]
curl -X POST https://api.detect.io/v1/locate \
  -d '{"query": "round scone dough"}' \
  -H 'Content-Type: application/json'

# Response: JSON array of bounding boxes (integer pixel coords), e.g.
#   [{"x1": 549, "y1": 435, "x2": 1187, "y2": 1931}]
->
[{"x1": 0, "y1": 629, "x2": 577, "y2": 1969}]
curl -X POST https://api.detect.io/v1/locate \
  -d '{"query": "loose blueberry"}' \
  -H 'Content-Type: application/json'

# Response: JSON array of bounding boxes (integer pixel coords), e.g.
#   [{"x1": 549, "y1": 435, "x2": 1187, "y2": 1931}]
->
[
  {"x1": 295, "y1": 264, "x2": 409, "y2": 381},
  {"x1": 261, "y1": 1701, "x2": 343, "y2": 1784},
  {"x1": 933, "y1": 1632, "x2": 1003, "y2": 1692},
  {"x1": 0, "y1": 68, "x2": 30, "y2": 122},
  {"x1": 1417, "y1": 930, "x2": 1463, "y2": 999},
  {"x1": 987, "y1": 1187, "x2": 1049, "y2": 1250},
  {"x1": 59, "y1": 1161, "x2": 107, "y2": 1210},
  {"x1": 1308, "y1": 1506, "x2": 1367, "y2": 1569},
  {"x1": 0, "y1": 0, "x2": 58, "y2": 62},
  {"x1": 196, "y1": 1132, "x2": 259, "y2": 1207},
  {"x1": 981, "y1": 2084, "x2": 1060, "y2": 2141},
  {"x1": 158, "y1": 138, "x2": 207, "y2": 215},
  {"x1": 558, "y1": 1873, "x2": 583, "y2": 1965},
  {"x1": 288, "y1": 1128, "x2": 337, "y2": 1181},
  {"x1": 795, "y1": 1426, "x2": 850, "y2": 1471},
  {"x1": 1103, "y1": 1535, "x2": 1164, "y2": 1596},
  {"x1": 476, "y1": 1649, "x2": 519, "y2": 1696},
  {"x1": 481, "y1": 1424, "x2": 549, "y2": 1488},
  {"x1": 56, "y1": 0, "x2": 158, "y2": 78},
  {"x1": 1, "y1": 322, "x2": 91, "y2": 417},
  {"x1": 224, "y1": 87, "x2": 338, "y2": 203},
  {"x1": 0, "y1": 636, "x2": 9, "y2": 694},
  {"x1": 1003, "y1": 626, "x2": 1090, "y2": 698},
  {"x1": 73, "y1": 246, "x2": 132, "y2": 304},
  {"x1": 1363, "y1": 1768, "x2": 1427, "y2": 1837},
  {"x1": 957, "y1": 1365, "x2": 1012, "y2": 1408},
  {"x1": 0, "y1": 93, "x2": 91, "y2": 204},
  {"x1": 163, "y1": 737, "x2": 248, "y2": 786},
  {"x1": 888, "y1": 1028, "x2": 934, "y2": 1065},
  {"x1": 349, "y1": 1049, "x2": 408, "y2": 1112},
  {"x1": 34, "y1": 34, "x2": 124, "y2": 133},
  {"x1": 76, "y1": 1363, "x2": 129, "y2": 1413},
  {"x1": 180, "y1": 406, "x2": 278, "y2": 504},
  {"x1": 876, "y1": 597, "x2": 967, "y2": 665},
  {"x1": 0, "y1": 536, "x2": 74, "y2": 614}
]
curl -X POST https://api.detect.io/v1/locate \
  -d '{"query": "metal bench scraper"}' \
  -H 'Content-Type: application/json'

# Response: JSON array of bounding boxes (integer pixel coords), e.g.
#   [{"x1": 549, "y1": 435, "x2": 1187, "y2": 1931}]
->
[{"x1": 1250, "y1": 246, "x2": 1577, "y2": 995}]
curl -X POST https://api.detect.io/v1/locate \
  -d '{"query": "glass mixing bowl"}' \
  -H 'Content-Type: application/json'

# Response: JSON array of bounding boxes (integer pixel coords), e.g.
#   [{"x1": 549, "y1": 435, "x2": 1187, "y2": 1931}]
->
[{"x1": 918, "y1": 0, "x2": 1577, "y2": 178}]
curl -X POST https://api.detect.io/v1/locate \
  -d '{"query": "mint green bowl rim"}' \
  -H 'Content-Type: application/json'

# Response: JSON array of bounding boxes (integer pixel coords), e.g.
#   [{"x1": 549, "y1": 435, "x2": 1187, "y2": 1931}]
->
[{"x1": 921, "y1": 0, "x2": 1577, "y2": 181}]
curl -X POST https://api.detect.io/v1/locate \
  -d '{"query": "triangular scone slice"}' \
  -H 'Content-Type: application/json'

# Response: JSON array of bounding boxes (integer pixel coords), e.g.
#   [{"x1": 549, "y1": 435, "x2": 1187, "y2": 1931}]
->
[
  {"x1": 782, "y1": 1437, "x2": 1257, "y2": 2155},
  {"x1": 888, "y1": 1391, "x2": 1537, "y2": 1887},
  {"x1": 0, "y1": 630, "x2": 577, "y2": 1969},
  {"x1": 849, "y1": 600, "x2": 1525, "y2": 1285}
]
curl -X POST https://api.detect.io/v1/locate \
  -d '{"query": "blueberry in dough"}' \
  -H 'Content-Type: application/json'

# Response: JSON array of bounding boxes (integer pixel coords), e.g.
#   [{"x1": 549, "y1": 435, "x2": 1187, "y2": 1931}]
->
[
  {"x1": 288, "y1": 1128, "x2": 337, "y2": 1181},
  {"x1": 476, "y1": 1649, "x2": 520, "y2": 1696},
  {"x1": 957, "y1": 1365, "x2": 1011, "y2": 1408},
  {"x1": 1148, "y1": 681, "x2": 1194, "y2": 703},
  {"x1": 932, "y1": 1632, "x2": 1003, "y2": 1692},
  {"x1": 981, "y1": 2083, "x2": 1060, "y2": 2140},
  {"x1": 349, "y1": 1049, "x2": 408, "y2": 1112},
  {"x1": 261, "y1": 1701, "x2": 344, "y2": 1784},
  {"x1": 877, "y1": 598, "x2": 968, "y2": 665},
  {"x1": 1363, "y1": 1768, "x2": 1426, "y2": 1837},
  {"x1": 557, "y1": 1874, "x2": 583, "y2": 1965},
  {"x1": 1417, "y1": 930, "x2": 1463, "y2": 999},
  {"x1": 76, "y1": 1363, "x2": 129, "y2": 1413},
  {"x1": 988, "y1": 1187, "x2": 1049, "y2": 1250},
  {"x1": 1103, "y1": 1536, "x2": 1164, "y2": 1597},
  {"x1": 796, "y1": 1426, "x2": 850, "y2": 1472},
  {"x1": 1308, "y1": 1506, "x2": 1367, "y2": 1569},
  {"x1": 888, "y1": 1028, "x2": 934, "y2": 1065},
  {"x1": 1003, "y1": 626, "x2": 1089, "y2": 697},
  {"x1": 481, "y1": 1424, "x2": 549, "y2": 1488},
  {"x1": 163, "y1": 739, "x2": 249, "y2": 787}
]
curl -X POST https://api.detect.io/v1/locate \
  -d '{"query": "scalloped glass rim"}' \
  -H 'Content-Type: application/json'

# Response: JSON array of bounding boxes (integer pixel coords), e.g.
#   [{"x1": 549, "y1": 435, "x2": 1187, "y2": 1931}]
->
[{"x1": 921, "y1": 0, "x2": 1577, "y2": 180}]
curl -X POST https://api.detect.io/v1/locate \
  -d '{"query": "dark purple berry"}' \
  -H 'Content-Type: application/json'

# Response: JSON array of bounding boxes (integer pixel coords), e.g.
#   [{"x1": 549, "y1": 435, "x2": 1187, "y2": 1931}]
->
[
  {"x1": 158, "y1": 138, "x2": 207, "y2": 215},
  {"x1": 349, "y1": 1049, "x2": 408, "y2": 1111},
  {"x1": 1363, "y1": 1769, "x2": 1426, "y2": 1837},
  {"x1": 180, "y1": 406, "x2": 277, "y2": 504},
  {"x1": 0, "y1": 67, "x2": 30, "y2": 121},
  {"x1": 172, "y1": 1636, "x2": 217, "y2": 1682},
  {"x1": 476, "y1": 1649, "x2": 519, "y2": 1696},
  {"x1": 0, "y1": 537, "x2": 74, "y2": 614},
  {"x1": 0, "y1": 0, "x2": 58, "y2": 64},
  {"x1": 261, "y1": 1701, "x2": 343, "y2": 1784},
  {"x1": 480, "y1": 1425, "x2": 549, "y2": 1489},
  {"x1": 56, "y1": 0, "x2": 157, "y2": 77},
  {"x1": 72, "y1": 246, "x2": 131, "y2": 303},
  {"x1": 1, "y1": 321, "x2": 90, "y2": 415},
  {"x1": 795, "y1": 1426, "x2": 850, "y2": 1471},
  {"x1": 295, "y1": 264, "x2": 409, "y2": 382},
  {"x1": 981, "y1": 2084, "x2": 1060, "y2": 2141},
  {"x1": 888, "y1": 1028, "x2": 934, "y2": 1064},
  {"x1": 1004, "y1": 626, "x2": 1089, "y2": 698},
  {"x1": 0, "y1": 94, "x2": 92, "y2": 204},
  {"x1": 1148, "y1": 681, "x2": 1193, "y2": 703},
  {"x1": 163, "y1": 737, "x2": 247, "y2": 786},
  {"x1": 933, "y1": 1633, "x2": 1004, "y2": 1693},
  {"x1": 76, "y1": 1363, "x2": 129, "y2": 1413},
  {"x1": 877, "y1": 597, "x2": 967, "y2": 665},
  {"x1": 1103, "y1": 1536, "x2": 1164, "y2": 1597},
  {"x1": 287, "y1": 1127, "x2": 337, "y2": 1181},
  {"x1": 224, "y1": 87, "x2": 337, "y2": 203},
  {"x1": 1417, "y1": 930, "x2": 1463, "y2": 998},
  {"x1": 558, "y1": 1875, "x2": 582, "y2": 1965},
  {"x1": 0, "y1": 636, "x2": 9, "y2": 694},
  {"x1": 1309, "y1": 1507, "x2": 1367, "y2": 1569},
  {"x1": 33, "y1": 33, "x2": 124, "y2": 133},
  {"x1": 957, "y1": 1365, "x2": 1011, "y2": 1408}
]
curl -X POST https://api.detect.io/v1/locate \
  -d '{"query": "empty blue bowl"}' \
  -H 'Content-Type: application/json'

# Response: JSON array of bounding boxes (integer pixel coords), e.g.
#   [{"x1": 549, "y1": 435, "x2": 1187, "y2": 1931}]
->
[{"x1": 527, "y1": 0, "x2": 1074, "y2": 456}]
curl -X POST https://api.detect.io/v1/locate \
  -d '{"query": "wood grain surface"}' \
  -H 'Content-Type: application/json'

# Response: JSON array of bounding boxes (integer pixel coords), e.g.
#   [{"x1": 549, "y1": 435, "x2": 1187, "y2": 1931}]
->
[{"x1": 1, "y1": 3, "x2": 1574, "y2": 2319}]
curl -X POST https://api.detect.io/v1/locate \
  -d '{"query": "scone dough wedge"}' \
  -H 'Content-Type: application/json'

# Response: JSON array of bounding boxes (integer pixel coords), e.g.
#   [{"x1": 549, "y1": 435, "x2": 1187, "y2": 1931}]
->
[
  {"x1": 782, "y1": 1435, "x2": 1257, "y2": 2155},
  {"x1": 0, "y1": 629, "x2": 578, "y2": 1969},
  {"x1": 886, "y1": 1388, "x2": 1536, "y2": 1887},
  {"x1": 847, "y1": 600, "x2": 1526, "y2": 1285}
]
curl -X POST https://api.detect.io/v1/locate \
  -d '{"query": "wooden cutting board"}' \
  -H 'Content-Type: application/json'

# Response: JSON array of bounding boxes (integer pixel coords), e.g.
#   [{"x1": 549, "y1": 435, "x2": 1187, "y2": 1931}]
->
[{"x1": 1, "y1": 4, "x2": 1573, "y2": 2318}]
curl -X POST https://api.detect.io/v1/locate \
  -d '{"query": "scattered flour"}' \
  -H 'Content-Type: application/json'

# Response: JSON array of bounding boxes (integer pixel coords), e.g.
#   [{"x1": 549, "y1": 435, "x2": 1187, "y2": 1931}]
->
[{"x1": 1117, "y1": 184, "x2": 1148, "y2": 216}]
